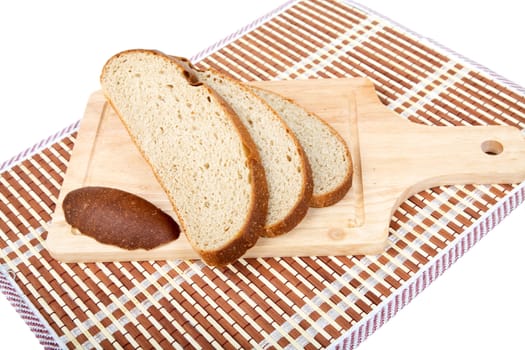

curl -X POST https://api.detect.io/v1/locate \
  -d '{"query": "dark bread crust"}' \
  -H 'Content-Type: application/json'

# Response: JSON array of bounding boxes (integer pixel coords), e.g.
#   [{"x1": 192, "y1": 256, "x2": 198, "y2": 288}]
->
[
  {"x1": 101, "y1": 49, "x2": 268, "y2": 266},
  {"x1": 251, "y1": 86, "x2": 353, "y2": 208},
  {"x1": 174, "y1": 59, "x2": 313, "y2": 237},
  {"x1": 310, "y1": 171, "x2": 353, "y2": 207},
  {"x1": 191, "y1": 76, "x2": 269, "y2": 266},
  {"x1": 251, "y1": 90, "x2": 313, "y2": 237},
  {"x1": 308, "y1": 116, "x2": 353, "y2": 208},
  {"x1": 262, "y1": 144, "x2": 313, "y2": 237},
  {"x1": 63, "y1": 186, "x2": 180, "y2": 250}
]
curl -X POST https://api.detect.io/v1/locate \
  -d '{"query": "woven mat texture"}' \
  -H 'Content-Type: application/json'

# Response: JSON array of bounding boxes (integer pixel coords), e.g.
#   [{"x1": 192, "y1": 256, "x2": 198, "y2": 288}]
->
[{"x1": 1, "y1": 0, "x2": 524, "y2": 349}]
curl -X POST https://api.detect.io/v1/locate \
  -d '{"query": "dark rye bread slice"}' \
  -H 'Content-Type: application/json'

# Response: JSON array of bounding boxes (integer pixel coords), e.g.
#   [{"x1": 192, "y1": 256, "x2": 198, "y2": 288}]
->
[
  {"x1": 100, "y1": 49, "x2": 268, "y2": 266},
  {"x1": 251, "y1": 86, "x2": 353, "y2": 207},
  {"x1": 173, "y1": 57, "x2": 313, "y2": 237}
]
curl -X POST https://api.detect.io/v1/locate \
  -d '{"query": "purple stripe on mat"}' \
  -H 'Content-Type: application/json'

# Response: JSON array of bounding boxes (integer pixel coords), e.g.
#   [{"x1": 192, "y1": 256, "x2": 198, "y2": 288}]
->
[
  {"x1": 0, "y1": 120, "x2": 80, "y2": 174},
  {"x1": 329, "y1": 182, "x2": 525, "y2": 350},
  {"x1": 0, "y1": 268, "x2": 64, "y2": 350}
]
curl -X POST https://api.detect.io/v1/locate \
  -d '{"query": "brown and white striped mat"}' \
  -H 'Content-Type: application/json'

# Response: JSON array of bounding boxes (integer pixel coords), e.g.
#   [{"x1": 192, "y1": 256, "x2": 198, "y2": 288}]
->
[{"x1": 1, "y1": 0, "x2": 524, "y2": 349}]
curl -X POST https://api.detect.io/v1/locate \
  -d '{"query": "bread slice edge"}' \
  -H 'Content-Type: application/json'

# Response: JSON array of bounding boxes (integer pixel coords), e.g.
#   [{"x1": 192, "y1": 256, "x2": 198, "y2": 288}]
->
[
  {"x1": 100, "y1": 49, "x2": 269, "y2": 266},
  {"x1": 250, "y1": 85, "x2": 353, "y2": 208},
  {"x1": 175, "y1": 57, "x2": 313, "y2": 237}
]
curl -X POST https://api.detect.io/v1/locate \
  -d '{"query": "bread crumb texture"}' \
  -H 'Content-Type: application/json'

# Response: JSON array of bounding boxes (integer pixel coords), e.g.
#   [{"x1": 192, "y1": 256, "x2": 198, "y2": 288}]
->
[
  {"x1": 101, "y1": 50, "x2": 262, "y2": 263},
  {"x1": 253, "y1": 87, "x2": 352, "y2": 207},
  {"x1": 197, "y1": 70, "x2": 311, "y2": 233}
]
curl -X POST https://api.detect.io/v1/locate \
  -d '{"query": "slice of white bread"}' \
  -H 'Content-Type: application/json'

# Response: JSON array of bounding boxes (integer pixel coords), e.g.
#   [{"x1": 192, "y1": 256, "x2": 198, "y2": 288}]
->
[
  {"x1": 251, "y1": 86, "x2": 353, "y2": 207},
  {"x1": 173, "y1": 58, "x2": 313, "y2": 237},
  {"x1": 100, "y1": 49, "x2": 268, "y2": 266}
]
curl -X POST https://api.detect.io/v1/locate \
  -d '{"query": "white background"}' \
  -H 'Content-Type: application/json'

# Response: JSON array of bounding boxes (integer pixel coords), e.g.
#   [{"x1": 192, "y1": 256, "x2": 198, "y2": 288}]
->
[{"x1": 0, "y1": 1, "x2": 523, "y2": 348}]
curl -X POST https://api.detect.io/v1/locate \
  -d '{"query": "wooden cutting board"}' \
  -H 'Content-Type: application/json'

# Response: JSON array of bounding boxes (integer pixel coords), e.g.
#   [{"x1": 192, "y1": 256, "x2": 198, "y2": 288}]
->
[{"x1": 46, "y1": 78, "x2": 525, "y2": 263}]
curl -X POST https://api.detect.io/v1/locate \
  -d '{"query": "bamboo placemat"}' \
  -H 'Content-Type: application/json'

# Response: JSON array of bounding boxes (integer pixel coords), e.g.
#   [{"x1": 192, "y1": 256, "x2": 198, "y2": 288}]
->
[{"x1": 1, "y1": 0, "x2": 524, "y2": 349}]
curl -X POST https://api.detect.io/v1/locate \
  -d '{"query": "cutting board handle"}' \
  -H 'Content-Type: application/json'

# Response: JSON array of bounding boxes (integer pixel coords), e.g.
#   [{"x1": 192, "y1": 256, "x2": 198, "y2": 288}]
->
[
  {"x1": 411, "y1": 122, "x2": 525, "y2": 189},
  {"x1": 358, "y1": 79, "x2": 525, "y2": 251},
  {"x1": 362, "y1": 90, "x2": 525, "y2": 196}
]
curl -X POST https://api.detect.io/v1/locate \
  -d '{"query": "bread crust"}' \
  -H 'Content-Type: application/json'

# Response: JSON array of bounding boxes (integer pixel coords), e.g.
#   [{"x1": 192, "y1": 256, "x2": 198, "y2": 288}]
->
[
  {"x1": 191, "y1": 79, "x2": 269, "y2": 266},
  {"x1": 307, "y1": 110, "x2": 353, "y2": 207},
  {"x1": 308, "y1": 121, "x2": 353, "y2": 208},
  {"x1": 101, "y1": 49, "x2": 269, "y2": 266},
  {"x1": 263, "y1": 152, "x2": 313, "y2": 237},
  {"x1": 63, "y1": 186, "x2": 180, "y2": 250},
  {"x1": 257, "y1": 93, "x2": 313, "y2": 237},
  {"x1": 251, "y1": 86, "x2": 353, "y2": 208},
  {"x1": 245, "y1": 84, "x2": 313, "y2": 236},
  {"x1": 176, "y1": 60, "x2": 313, "y2": 237}
]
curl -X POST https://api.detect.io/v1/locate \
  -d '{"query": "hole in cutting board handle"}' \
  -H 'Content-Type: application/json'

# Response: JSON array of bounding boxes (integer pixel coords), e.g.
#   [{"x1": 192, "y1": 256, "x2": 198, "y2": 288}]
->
[{"x1": 481, "y1": 140, "x2": 504, "y2": 156}]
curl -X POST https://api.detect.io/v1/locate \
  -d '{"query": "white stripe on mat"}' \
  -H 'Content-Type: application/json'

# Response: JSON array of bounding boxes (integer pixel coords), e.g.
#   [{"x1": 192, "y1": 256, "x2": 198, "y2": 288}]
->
[
  {"x1": 327, "y1": 182, "x2": 525, "y2": 350},
  {"x1": 255, "y1": 186, "x2": 475, "y2": 348},
  {"x1": 274, "y1": 16, "x2": 384, "y2": 80}
]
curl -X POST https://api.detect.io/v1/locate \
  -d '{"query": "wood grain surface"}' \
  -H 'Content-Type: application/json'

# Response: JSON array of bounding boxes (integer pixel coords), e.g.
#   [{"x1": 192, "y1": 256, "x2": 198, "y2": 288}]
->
[{"x1": 45, "y1": 78, "x2": 525, "y2": 262}]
